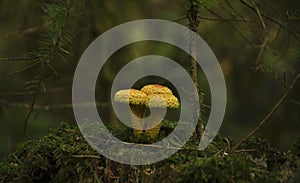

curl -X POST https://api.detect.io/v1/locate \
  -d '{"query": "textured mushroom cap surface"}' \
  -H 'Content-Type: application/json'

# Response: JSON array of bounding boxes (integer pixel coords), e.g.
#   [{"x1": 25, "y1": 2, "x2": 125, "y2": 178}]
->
[
  {"x1": 146, "y1": 94, "x2": 179, "y2": 108},
  {"x1": 114, "y1": 89, "x2": 147, "y2": 105},
  {"x1": 140, "y1": 84, "x2": 173, "y2": 95}
]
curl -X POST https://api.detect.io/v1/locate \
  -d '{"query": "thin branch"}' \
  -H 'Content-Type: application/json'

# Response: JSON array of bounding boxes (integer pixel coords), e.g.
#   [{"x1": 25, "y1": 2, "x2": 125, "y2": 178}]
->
[
  {"x1": 87, "y1": 136, "x2": 200, "y2": 151},
  {"x1": 24, "y1": 84, "x2": 42, "y2": 140},
  {"x1": 290, "y1": 99, "x2": 300, "y2": 107},
  {"x1": 0, "y1": 61, "x2": 40, "y2": 80},
  {"x1": 202, "y1": 5, "x2": 255, "y2": 47},
  {"x1": 254, "y1": 36, "x2": 269, "y2": 65},
  {"x1": 266, "y1": 16, "x2": 299, "y2": 38},
  {"x1": 0, "y1": 101, "x2": 110, "y2": 110},
  {"x1": 224, "y1": 0, "x2": 258, "y2": 34},
  {"x1": 23, "y1": 2, "x2": 71, "y2": 140},
  {"x1": 240, "y1": 0, "x2": 300, "y2": 40},
  {"x1": 71, "y1": 155, "x2": 102, "y2": 159},
  {"x1": 283, "y1": 17, "x2": 300, "y2": 21},
  {"x1": 0, "y1": 22, "x2": 50, "y2": 39},
  {"x1": 218, "y1": 1, "x2": 241, "y2": 22},
  {"x1": 270, "y1": 27, "x2": 291, "y2": 68},
  {"x1": 197, "y1": 16, "x2": 257, "y2": 22},
  {"x1": 263, "y1": 1, "x2": 285, "y2": 20},
  {"x1": 0, "y1": 87, "x2": 65, "y2": 96},
  {"x1": 12, "y1": 154, "x2": 22, "y2": 164},
  {"x1": 253, "y1": 64, "x2": 289, "y2": 89},
  {"x1": 234, "y1": 149, "x2": 260, "y2": 154},
  {"x1": 251, "y1": 1, "x2": 267, "y2": 33},
  {"x1": 270, "y1": 25, "x2": 282, "y2": 45},
  {"x1": 171, "y1": 17, "x2": 187, "y2": 22},
  {"x1": 263, "y1": 1, "x2": 300, "y2": 21},
  {"x1": 230, "y1": 71, "x2": 300, "y2": 153},
  {"x1": 0, "y1": 57, "x2": 38, "y2": 62}
]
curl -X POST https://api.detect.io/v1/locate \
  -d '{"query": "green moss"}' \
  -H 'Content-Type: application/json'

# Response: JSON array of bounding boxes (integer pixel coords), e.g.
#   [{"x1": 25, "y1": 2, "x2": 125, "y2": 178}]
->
[
  {"x1": 0, "y1": 122, "x2": 299, "y2": 182},
  {"x1": 0, "y1": 123, "x2": 103, "y2": 182}
]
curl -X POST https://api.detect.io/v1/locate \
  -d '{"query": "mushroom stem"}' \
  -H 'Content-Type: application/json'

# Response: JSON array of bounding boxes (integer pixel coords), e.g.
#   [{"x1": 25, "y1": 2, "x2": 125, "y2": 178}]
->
[
  {"x1": 130, "y1": 104, "x2": 146, "y2": 136},
  {"x1": 145, "y1": 123, "x2": 161, "y2": 140},
  {"x1": 145, "y1": 108, "x2": 164, "y2": 140}
]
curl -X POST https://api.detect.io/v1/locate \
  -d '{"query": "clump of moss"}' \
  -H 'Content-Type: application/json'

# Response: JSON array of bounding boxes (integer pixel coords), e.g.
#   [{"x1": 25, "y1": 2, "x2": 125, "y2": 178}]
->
[
  {"x1": 172, "y1": 137, "x2": 299, "y2": 183},
  {"x1": 0, "y1": 122, "x2": 299, "y2": 182},
  {"x1": 291, "y1": 137, "x2": 300, "y2": 158},
  {"x1": 0, "y1": 123, "x2": 104, "y2": 182}
]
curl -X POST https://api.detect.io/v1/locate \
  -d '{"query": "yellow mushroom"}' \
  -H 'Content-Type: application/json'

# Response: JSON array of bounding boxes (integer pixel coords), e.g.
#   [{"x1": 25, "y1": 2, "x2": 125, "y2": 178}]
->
[
  {"x1": 140, "y1": 84, "x2": 173, "y2": 95},
  {"x1": 114, "y1": 89, "x2": 147, "y2": 136},
  {"x1": 141, "y1": 84, "x2": 180, "y2": 140},
  {"x1": 114, "y1": 85, "x2": 180, "y2": 140}
]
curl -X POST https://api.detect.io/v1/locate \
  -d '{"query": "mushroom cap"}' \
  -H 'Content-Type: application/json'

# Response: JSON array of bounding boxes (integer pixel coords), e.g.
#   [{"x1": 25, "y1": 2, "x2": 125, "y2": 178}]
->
[
  {"x1": 140, "y1": 84, "x2": 173, "y2": 95},
  {"x1": 146, "y1": 94, "x2": 179, "y2": 108},
  {"x1": 114, "y1": 89, "x2": 147, "y2": 105}
]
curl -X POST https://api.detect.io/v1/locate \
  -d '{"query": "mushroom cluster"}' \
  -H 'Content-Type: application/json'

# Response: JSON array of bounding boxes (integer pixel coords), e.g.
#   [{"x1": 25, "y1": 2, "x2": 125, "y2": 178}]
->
[{"x1": 114, "y1": 84, "x2": 179, "y2": 140}]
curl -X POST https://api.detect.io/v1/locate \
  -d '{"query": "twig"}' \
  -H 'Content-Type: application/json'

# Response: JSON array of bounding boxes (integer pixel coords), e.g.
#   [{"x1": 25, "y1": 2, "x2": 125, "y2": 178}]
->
[
  {"x1": 254, "y1": 37, "x2": 269, "y2": 64},
  {"x1": 23, "y1": 2, "x2": 71, "y2": 140},
  {"x1": 0, "y1": 87, "x2": 65, "y2": 96},
  {"x1": 283, "y1": 17, "x2": 300, "y2": 21},
  {"x1": 98, "y1": 138, "x2": 182, "y2": 150},
  {"x1": 0, "y1": 61, "x2": 40, "y2": 80},
  {"x1": 87, "y1": 135, "x2": 203, "y2": 151},
  {"x1": 197, "y1": 16, "x2": 257, "y2": 22},
  {"x1": 251, "y1": 1, "x2": 267, "y2": 32},
  {"x1": 12, "y1": 154, "x2": 22, "y2": 164},
  {"x1": 291, "y1": 99, "x2": 300, "y2": 107},
  {"x1": 202, "y1": 5, "x2": 255, "y2": 47},
  {"x1": 171, "y1": 17, "x2": 187, "y2": 22},
  {"x1": 263, "y1": 1, "x2": 285, "y2": 20},
  {"x1": 230, "y1": 71, "x2": 300, "y2": 153},
  {"x1": 0, "y1": 57, "x2": 38, "y2": 62},
  {"x1": 1, "y1": 175, "x2": 7, "y2": 183},
  {"x1": 250, "y1": 167, "x2": 270, "y2": 173},
  {"x1": 240, "y1": 0, "x2": 300, "y2": 40},
  {"x1": 234, "y1": 148, "x2": 259, "y2": 154},
  {"x1": 1, "y1": 101, "x2": 110, "y2": 110},
  {"x1": 71, "y1": 154, "x2": 101, "y2": 159},
  {"x1": 24, "y1": 85, "x2": 42, "y2": 140},
  {"x1": 223, "y1": 137, "x2": 231, "y2": 152},
  {"x1": 224, "y1": 0, "x2": 258, "y2": 35},
  {"x1": 0, "y1": 22, "x2": 50, "y2": 39},
  {"x1": 105, "y1": 158, "x2": 112, "y2": 182}
]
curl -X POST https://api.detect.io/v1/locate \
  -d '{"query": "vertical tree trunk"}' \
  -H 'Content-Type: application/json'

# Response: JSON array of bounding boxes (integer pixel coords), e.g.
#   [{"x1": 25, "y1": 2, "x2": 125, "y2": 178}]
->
[{"x1": 187, "y1": 0, "x2": 203, "y2": 140}]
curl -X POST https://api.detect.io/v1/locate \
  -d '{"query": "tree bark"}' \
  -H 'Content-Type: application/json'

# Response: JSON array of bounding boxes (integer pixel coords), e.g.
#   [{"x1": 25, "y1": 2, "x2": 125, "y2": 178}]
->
[{"x1": 187, "y1": 0, "x2": 203, "y2": 139}]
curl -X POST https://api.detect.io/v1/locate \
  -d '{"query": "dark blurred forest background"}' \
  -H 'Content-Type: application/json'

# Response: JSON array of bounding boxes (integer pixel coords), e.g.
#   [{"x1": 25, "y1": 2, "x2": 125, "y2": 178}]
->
[{"x1": 0, "y1": 0, "x2": 299, "y2": 172}]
